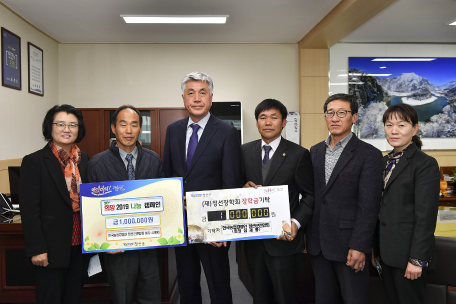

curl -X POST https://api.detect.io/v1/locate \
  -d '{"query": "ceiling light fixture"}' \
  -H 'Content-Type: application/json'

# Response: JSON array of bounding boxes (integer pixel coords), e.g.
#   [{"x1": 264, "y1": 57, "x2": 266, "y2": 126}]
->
[
  {"x1": 121, "y1": 15, "x2": 229, "y2": 24},
  {"x1": 449, "y1": 21, "x2": 456, "y2": 26},
  {"x1": 372, "y1": 58, "x2": 436, "y2": 61}
]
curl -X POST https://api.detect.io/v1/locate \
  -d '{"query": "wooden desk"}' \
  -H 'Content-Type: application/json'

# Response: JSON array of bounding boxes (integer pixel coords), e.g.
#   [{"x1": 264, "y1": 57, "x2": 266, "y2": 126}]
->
[
  {"x1": 440, "y1": 193, "x2": 456, "y2": 207},
  {"x1": 0, "y1": 218, "x2": 178, "y2": 303}
]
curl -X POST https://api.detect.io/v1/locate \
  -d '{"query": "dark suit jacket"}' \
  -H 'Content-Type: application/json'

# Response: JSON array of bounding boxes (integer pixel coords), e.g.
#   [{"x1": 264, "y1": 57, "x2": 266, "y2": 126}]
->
[
  {"x1": 377, "y1": 143, "x2": 440, "y2": 270},
  {"x1": 307, "y1": 133, "x2": 384, "y2": 262},
  {"x1": 163, "y1": 114, "x2": 242, "y2": 193},
  {"x1": 20, "y1": 145, "x2": 89, "y2": 268},
  {"x1": 241, "y1": 137, "x2": 314, "y2": 256}
]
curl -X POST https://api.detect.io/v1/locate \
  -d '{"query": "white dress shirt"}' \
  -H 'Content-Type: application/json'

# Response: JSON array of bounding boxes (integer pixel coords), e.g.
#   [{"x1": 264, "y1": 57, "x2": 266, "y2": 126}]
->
[{"x1": 261, "y1": 136, "x2": 281, "y2": 160}]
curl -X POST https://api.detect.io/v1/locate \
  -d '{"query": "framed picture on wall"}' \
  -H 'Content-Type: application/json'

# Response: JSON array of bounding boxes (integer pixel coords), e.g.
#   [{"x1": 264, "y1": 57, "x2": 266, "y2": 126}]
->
[
  {"x1": 348, "y1": 57, "x2": 456, "y2": 140},
  {"x1": 28, "y1": 42, "x2": 44, "y2": 96},
  {"x1": 1, "y1": 27, "x2": 21, "y2": 90}
]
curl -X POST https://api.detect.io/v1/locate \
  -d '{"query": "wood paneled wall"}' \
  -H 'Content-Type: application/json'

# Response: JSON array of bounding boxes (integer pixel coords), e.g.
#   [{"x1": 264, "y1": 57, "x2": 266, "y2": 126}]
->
[{"x1": 299, "y1": 49, "x2": 330, "y2": 149}]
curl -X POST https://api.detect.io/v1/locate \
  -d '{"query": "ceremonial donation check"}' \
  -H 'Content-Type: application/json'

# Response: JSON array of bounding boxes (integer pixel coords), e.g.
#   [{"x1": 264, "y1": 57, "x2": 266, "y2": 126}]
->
[
  {"x1": 80, "y1": 177, "x2": 186, "y2": 253},
  {"x1": 186, "y1": 185, "x2": 291, "y2": 243}
]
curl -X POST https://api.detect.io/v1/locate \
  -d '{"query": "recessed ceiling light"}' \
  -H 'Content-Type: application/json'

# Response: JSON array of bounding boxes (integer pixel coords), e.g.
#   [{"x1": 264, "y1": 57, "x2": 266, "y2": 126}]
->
[
  {"x1": 449, "y1": 21, "x2": 456, "y2": 26},
  {"x1": 372, "y1": 58, "x2": 436, "y2": 61},
  {"x1": 379, "y1": 67, "x2": 386, "y2": 69},
  {"x1": 121, "y1": 15, "x2": 229, "y2": 24}
]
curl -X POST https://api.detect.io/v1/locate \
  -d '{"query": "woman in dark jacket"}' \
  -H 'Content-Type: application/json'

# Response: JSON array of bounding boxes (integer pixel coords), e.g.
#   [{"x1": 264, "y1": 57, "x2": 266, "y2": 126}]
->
[
  {"x1": 20, "y1": 104, "x2": 89, "y2": 304},
  {"x1": 375, "y1": 104, "x2": 440, "y2": 304}
]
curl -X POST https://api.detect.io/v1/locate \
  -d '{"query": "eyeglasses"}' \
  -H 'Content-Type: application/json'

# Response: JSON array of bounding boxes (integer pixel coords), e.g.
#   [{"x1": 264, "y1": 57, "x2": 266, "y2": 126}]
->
[
  {"x1": 324, "y1": 110, "x2": 352, "y2": 118},
  {"x1": 53, "y1": 122, "x2": 79, "y2": 131}
]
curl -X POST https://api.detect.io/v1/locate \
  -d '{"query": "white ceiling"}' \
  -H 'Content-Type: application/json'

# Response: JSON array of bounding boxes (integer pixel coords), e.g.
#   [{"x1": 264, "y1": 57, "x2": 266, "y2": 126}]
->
[
  {"x1": 342, "y1": 0, "x2": 456, "y2": 43},
  {"x1": 1, "y1": 0, "x2": 341, "y2": 43},
  {"x1": 3, "y1": 0, "x2": 455, "y2": 44}
]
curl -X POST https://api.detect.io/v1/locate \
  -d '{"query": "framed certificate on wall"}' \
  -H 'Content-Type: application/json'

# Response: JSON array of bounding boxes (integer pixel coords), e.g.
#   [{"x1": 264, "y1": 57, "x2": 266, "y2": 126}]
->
[
  {"x1": 1, "y1": 27, "x2": 21, "y2": 90},
  {"x1": 28, "y1": 42, "x2": 43, "y2": 96}
]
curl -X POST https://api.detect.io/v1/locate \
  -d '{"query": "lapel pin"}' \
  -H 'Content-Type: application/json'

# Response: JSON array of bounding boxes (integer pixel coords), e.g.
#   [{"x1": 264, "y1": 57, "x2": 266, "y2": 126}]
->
[{"x1": 283, "y1": 153, "x2": 286, "y2": 156}]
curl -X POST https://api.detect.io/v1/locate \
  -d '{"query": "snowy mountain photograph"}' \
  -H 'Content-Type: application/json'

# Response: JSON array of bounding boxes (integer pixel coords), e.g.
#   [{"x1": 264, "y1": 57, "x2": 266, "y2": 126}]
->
[{"x1": 348, "y1": 57, "x2": 456, "y2": 139}]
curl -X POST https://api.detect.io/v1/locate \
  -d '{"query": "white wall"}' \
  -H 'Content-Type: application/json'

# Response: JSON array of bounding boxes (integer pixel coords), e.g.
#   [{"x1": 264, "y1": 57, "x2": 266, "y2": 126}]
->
[
  {"x1": 59, "y1": 43, "x2": 299, "y2": 143},
  {"x1": 0, "y1": 4, "x2": 59, "y2": 160},
  {"x1": 329, "y1": 43, "x2": 456, "y2": 151}
]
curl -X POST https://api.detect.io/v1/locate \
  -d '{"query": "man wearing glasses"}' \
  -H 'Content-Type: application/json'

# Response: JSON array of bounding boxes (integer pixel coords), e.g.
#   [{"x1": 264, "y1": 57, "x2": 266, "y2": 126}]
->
[{"x1": 306, "y1": 93, "x2": 384, "y2": 304}]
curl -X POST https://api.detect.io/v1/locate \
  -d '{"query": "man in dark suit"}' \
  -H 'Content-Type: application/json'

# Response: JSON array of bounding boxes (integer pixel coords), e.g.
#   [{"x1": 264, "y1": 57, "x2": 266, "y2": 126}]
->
[
  {"x1": 163, "y1": 71, "x2": 242, "y2": 304},
  {"x1": 241, "y1": 99, "x2": 314, "y2": 304},
  {"x1": 306, "y1": 93, "x2": 384, "y2": 304}
]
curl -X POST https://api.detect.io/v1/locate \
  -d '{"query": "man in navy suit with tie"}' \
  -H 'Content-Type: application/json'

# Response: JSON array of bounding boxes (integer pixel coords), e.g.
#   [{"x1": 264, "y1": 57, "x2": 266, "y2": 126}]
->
[{"x1": 163, "y1": 71, "x2": 242, "y2": 304}]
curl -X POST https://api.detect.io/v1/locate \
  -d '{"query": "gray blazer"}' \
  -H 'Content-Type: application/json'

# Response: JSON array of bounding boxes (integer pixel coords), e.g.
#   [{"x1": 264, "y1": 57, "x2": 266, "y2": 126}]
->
[
  {"x1": 377, "y1": 143, "x2": 440, "y2": 270},
  {"x1": 307, "y1": 133, "x2": 384, "y2": 262}
]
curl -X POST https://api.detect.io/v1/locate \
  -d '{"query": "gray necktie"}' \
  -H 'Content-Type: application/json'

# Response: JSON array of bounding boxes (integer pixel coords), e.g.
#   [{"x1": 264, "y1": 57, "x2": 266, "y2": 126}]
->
[{"x1": 126, "y1": 154, "x2": 135, "y2": 180}]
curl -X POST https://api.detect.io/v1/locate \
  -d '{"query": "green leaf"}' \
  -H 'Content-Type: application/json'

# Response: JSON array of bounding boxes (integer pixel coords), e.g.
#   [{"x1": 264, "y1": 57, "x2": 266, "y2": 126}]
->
[
  {"x1": 94, "y1": 243, "x2": 100, "y2": 250},
  {"x1": 84, "y1": 236, "x2": 89, "y2": 242},
  {"x1": 100, "y1": 243, "x2": 111, "y2": 250},
  {"x1": 172, "y1": 238, "x2": 181, "y2": 245},
  {"x1": 168, "y1": 236, "x2": 174, "y2": 244},
  {"x1": 88, "y1": 244, "x2": 96, "y2": 251},
  {"x1": 178, "y1": 228, "x2": 183, "y2": 234},
  {"x1": 157, "y1": 238, "x2": 168, "y2": 245}
]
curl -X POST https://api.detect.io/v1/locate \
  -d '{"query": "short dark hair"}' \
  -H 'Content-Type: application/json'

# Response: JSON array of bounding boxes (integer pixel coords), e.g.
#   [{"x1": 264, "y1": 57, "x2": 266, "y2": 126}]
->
[
  {"x1": 111, "y1": 105, "x2": 142, "y2": 128},
  {"x1": 42, "y1": 104, "x2": 86, "y2": 143},
  {"x1": 323, "y1": 93, "x2": 358, "y2": 115},
  {"x1": 254, "y1": 99, "x2": 288, "y2": 121},
  {"x1": 382, "y1": 104, "x2": 422, "y2": 150}
]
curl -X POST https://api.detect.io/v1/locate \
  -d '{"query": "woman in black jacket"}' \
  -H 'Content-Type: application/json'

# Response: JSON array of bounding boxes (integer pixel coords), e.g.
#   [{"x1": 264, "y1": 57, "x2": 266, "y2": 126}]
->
[
  {"x1": 375, "y1": 104, "x2": 440, "y2": 304},
  {"x1": 20, "y1": 104, "x2": 89, "y2": 304}
]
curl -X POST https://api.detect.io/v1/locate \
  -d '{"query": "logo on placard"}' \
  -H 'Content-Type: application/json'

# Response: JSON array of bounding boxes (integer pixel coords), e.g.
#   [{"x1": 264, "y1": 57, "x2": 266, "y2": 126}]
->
[
  {"x1": 191, "y1": 193, "x2": 211, "y2": 198},
  {"x1": 103, "y1": 201, "x2": 115, "y2": 211},
  {"x1": 123, "y1": 243, "x2": 134, "y2": 247},
  {"x1": 91, "y1": 185, "x2": 112, "y2": 196}
]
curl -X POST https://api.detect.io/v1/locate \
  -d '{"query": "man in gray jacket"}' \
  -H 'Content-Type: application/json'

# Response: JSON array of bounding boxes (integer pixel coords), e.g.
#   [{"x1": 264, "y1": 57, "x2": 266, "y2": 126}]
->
[
  {"x1": 88, "y1": 105, "x2": 163, "y2": 304},
  {"x1": 306, "y1": 94, "x2": 384, "y2": 304}
]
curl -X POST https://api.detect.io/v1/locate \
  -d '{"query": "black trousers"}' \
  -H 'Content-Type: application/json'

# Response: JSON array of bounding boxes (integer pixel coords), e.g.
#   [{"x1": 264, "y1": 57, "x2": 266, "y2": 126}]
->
[
  {"x1": 175, "y1": 243, "x2": 232, "y2": 304},
  {"x1": 310, "y1": 252, "x2": 370, "y2": 304},
  {"x1": 34, "y1": 245, "x2": 85, "y2": 304},
  {"x1": 104, "y1": 249, "x2": 161, "y2": 304},
  {"x1": 380, "y1": 260, "x2": 428, "y2": 304},
  {"x1": 244, "y1": 240, "x2": 298, "y2": 304}
]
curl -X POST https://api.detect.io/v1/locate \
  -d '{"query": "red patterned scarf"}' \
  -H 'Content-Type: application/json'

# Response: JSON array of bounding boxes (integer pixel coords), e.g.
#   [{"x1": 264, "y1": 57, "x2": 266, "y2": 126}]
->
[{"x1": 49, "y1": 141, "x2": 82, "y2": 212}]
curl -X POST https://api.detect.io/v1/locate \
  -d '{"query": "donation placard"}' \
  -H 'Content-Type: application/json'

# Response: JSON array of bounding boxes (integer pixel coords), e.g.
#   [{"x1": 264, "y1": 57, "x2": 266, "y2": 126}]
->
[
  {"x1": 186, "y1": 185, "x2": 291, "y2": 243},
  {"x1": 80, "y1": 177, "x2": 186, "y2": 253}
]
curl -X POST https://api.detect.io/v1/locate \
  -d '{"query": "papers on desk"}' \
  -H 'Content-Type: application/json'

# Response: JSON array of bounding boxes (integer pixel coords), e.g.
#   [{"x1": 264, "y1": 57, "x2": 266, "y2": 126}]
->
[{"x1": 88, "y1": 254, "x2": 102, "y2": 277}]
